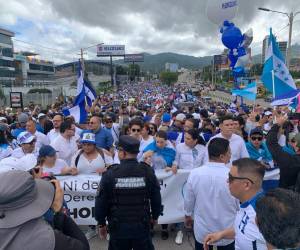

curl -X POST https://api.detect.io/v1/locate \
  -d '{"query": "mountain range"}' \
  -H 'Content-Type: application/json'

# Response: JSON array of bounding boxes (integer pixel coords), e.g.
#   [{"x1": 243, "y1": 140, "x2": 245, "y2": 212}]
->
[{"x1": 115, "y1": 43, "x2": 300, "y2": 73}]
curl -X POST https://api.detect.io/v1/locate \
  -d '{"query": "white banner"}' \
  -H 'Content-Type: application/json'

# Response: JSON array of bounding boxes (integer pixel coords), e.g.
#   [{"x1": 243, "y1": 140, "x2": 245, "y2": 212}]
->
[
  {"x1": 58, "y1": 170, "x2": 191, "y2": 225},
  {"x1": 97, "y1": 45, "x2": 125, "y2": 56}
]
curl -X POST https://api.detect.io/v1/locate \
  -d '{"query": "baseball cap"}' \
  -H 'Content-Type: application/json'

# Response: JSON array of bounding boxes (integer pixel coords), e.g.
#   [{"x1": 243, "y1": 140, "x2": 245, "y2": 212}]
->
[
  {"x1": 17, "y1": 132, "x2": 35, "y2": 145},
  {"x1": 264, "y1": 111, "x2": 272, "y2": 116},
  {"x1": 17, "y1": 113, "x2": 29, "y2": 124},
  {"x1": 81, "y1": 132, "x2": 96, "y2": 144},
  {"x1": 162, "y1": 113, "x2": 171, "y2": 123},
  {"x1": 250, "y1": 128, "x2": 264, "y2": 136},
  {"x1": 39, "y1": 145, "x2": 57, "y2": 158},
  {"x1": 176, "y1": 113, "x2": 186, "y2": 122},
  {"x1": 117, "y1": 135, "x2": 140, "y2": 154},
  {"x1": 37, "y1": 113, "x2": 46, "y2": 119}
]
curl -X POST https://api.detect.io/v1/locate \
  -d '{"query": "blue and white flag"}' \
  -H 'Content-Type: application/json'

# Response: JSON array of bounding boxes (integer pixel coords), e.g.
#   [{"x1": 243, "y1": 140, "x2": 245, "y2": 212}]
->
[
  {"x1": 63, "y1": 61, "x2": 97, "y2": 123},
  {"x1": 261, "y1": 29, "x2": 296, "y2": 97},
  {"x1": 271, "y1": 89, "x2": 300, "y2": 106},
  {"x1": 232, "y1": 82, "x2": 257, "y2": 101}
]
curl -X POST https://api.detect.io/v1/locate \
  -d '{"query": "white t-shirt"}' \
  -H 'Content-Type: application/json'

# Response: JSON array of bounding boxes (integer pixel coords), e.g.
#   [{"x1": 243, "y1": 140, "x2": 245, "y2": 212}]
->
[
  {"x1": 42, "y1": 159, "x2": 68, "y2": 175},
  {"x1": 47, "y1": 129, "x2": 60, "y2": 143},
  {"x1": 51, "y1": 135, "x2": 78, "y2": 166},
  {"x1": 210, "y1": 133, "x2": 249, "y2": 167},
  {"x1": 234, "y1": 192, "x2": 267, "y2": 250},
  {"x1": 32, "y1": 130, "x2": 50, "y2": 150},
  {"x1": 174, "y1": 143, "x2": 208, "y2": 169},
  {"x1": 71, "y1": 150, "x2": 113, "y2": 174}
]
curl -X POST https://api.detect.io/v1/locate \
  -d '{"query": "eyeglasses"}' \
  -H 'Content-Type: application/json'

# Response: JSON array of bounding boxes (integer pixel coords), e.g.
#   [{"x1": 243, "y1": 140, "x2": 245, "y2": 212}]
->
[
  {"x1": 251, "y1": 136, "x2": 263, "y2": 141},
  {"x1": 131, "y1": 129, "x2": 141, "y2": 133},
  {"x1": 228, "y1": 173, "x2": 254, "y2": 184},
  {"x1": 105, "y1": 120, "x2": 113, "y2": 123},
  {"x1": 89, "y1": 122, "x2": 95, "y2": 125}
]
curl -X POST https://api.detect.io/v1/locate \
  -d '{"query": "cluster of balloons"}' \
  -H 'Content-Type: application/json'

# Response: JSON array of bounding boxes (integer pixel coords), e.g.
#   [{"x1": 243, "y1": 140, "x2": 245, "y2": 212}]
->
[{"x1": 206, "y1": 0, "x2": 253, "y2": 93}]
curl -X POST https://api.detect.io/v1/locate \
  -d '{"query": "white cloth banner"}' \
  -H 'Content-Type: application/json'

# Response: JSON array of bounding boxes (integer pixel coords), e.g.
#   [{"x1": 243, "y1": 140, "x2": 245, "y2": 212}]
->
[{"x1": 58, "y1": 169, "x2": 191, "y2": 225}]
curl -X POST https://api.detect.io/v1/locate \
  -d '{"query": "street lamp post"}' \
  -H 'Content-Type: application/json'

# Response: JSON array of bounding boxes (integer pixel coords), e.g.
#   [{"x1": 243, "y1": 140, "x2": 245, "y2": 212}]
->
[{"x1": 258, "y1": 7, "x2": 300, "y2": 69}]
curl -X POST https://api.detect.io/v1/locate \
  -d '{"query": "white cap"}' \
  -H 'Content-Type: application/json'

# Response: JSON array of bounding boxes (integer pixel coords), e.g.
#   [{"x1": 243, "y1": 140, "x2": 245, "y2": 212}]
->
[
  {"x1": 264, "y1": 111, "x2": 272, "y2": 116},
  {"x1": 38, "y1": 113, "x2": 46, "y2": 119},
  {"x1": 17, "y1": 132, "x2": 36, "y2": 145},
  {"x1": 176, "y1": 113, "x2": 186, "y2": 122}
]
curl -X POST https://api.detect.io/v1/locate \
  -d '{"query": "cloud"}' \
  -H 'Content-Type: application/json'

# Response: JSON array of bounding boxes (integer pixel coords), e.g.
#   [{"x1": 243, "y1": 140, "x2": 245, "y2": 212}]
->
[{"x1": 1, "y1": 0, "x2": 299, "y2": 63}]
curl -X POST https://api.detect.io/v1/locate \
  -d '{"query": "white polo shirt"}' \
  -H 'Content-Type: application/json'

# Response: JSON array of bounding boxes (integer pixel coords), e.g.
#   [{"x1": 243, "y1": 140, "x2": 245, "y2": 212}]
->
[
  {"x1": 210, "y1": 133, "x2": 249, "y2": 166},
  {"x1": 184, "y1": 162, "x2": 239, "y2": 245},
  {"x1": 234, "y1": 192, "x2": 267, "y2": 250},
  {"x1": 174, "y1": 143, "x2": 208, "y2": 169},
  {"x1": 51, "y1": 135, "x2": 78, "y2": 166}
]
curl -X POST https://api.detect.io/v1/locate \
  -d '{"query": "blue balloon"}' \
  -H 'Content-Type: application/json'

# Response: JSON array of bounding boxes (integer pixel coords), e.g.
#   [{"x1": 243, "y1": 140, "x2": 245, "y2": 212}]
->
[{"x1": 221, "y1": 23, "x2": 243, "y2": 49}]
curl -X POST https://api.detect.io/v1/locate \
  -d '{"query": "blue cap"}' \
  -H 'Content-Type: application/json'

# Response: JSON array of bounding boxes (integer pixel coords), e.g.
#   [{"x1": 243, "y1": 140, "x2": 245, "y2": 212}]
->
[
  {"x1": 39, "y1": 145, "x2": 57, "y2": 157},
  {"x1": 162, "y1": 113, "x2": 171, "y2": 123}
]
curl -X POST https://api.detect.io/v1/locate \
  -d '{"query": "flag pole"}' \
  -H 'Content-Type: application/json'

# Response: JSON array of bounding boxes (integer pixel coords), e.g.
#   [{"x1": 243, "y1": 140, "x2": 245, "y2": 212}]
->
[{"x1": 272, "y1": 69, "x2": 275, "y2": 98}]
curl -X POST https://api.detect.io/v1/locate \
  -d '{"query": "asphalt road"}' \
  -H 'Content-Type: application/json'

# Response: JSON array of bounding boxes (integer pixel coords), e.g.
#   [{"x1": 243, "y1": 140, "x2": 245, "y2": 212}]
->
[{"x1": 88, "y1": 229, "x2": 195, "y2": 250}]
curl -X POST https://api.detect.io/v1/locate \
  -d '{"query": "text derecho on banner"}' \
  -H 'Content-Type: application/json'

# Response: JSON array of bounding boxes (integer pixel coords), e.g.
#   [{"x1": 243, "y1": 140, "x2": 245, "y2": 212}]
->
[{"x1": 57, "y1": 170, "x2": 191, "y2": 225}]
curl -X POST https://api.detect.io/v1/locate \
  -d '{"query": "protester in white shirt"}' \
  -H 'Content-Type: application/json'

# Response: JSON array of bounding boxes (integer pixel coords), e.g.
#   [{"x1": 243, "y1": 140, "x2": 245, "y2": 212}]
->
[
  {"x1": 47, "y1": 114, "x2": 63, "y2": 143},
  {"x1": 37, "y1": 145, "x2": 75, "y2": 176},
  {"x1": 210, "y1": 114, "x2": 249, "y2": 166},
  {"x1": 71, "y1": 133, "x2": 113, "y2": 174},
  {"x1": 185, "y1": 137, "x2": 239, "y2": 250},
  {"x1": 204, "y1": 158, "x2": 267, "y2": 250},
  {"x1": 11, "y1": 131, "x2": 38, "y2": 159},
  {"x1": 137, "y1": 122, "x2": 154, "y2": 161},
  {"x1": 172, "y1": 128, "x2": 208, "y2": 174},
  {"x1": 26, "y1": 119, "x2": 50, "y2": 150},
  {"x1": 51, "y1": 120, "x2": 78, "y2": 166}
]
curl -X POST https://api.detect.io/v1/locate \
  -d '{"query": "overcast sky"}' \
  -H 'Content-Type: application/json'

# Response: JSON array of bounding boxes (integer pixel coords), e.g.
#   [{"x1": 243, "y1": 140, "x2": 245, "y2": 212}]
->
[{"x1": 1, "y1": 0, "x2": 300, "y2": 64}]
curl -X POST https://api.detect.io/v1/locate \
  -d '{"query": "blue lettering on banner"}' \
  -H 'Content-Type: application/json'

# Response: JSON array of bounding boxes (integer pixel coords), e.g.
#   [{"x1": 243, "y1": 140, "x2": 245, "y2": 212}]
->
[
  {"x1": 239, "y1": 211, "x2": 250, "y2": 234},
  {"x1": 222, "y1": 0, "x2": 237, "y2": 9}
]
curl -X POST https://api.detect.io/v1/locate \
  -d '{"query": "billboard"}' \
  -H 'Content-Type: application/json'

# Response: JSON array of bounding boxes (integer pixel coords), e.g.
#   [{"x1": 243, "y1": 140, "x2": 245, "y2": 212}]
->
[
  {"x1": 10, "y1": 92, "x2": 23, "y2": 108},
  {"x1": 97, "y1": 45, "x2": 125, "y2": 56},
  {"x1": 124, "y1": 54, "x2": 144, "y2": 62}
]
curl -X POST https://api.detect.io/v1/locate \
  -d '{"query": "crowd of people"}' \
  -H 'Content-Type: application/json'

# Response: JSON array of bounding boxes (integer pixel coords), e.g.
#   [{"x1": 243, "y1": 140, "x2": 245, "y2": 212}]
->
[{"x1": 0, "y1": 81, "x2": 299, "y2": 250}]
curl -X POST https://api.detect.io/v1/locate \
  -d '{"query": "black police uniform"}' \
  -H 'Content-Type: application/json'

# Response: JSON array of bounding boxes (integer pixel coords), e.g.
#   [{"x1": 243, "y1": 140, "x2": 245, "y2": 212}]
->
[{"x1": 95, "y1": 135, "x2": 162, "y2": 250}]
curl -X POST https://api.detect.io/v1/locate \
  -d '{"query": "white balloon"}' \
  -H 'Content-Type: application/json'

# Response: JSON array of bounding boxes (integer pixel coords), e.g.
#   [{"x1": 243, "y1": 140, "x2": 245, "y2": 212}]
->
[{"x1": 206, "y1": 0, "x2": 239, "y2": 25}]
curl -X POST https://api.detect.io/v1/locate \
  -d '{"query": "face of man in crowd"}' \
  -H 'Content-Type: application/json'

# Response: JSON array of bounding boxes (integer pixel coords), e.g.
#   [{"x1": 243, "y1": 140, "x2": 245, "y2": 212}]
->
[
  {"x1": 228, "y1": 165, "x2": 253, "y2": 201},
  {"x1": 141, "y1": 126, "x2": 149, "y2": 138},
  {"x1": 104, "y1": 117, "x2": 113, "y2": 129},
  {"x1": 130, "y1": 125, "x2": 142, "y2": 140},
  {"x1": 26, "y1": 120, "x2": 36, "y2": 134},
  {"x1": 65, "y1": 124, "x2": 75, "y2": 138},
  {"x1": 232, "y1": 121, "x2": 240, "y2": 131},
  {"x1": 21, "y1": 140, "x2": 36, "y2": 154},
  {"x1": 175, "y1": 119, "x2": 184, "y2": 128},
  {"x1": 156, "y1": 136, "x2": 167, "y2": 149},
  {"x1": 44, "y1": 154, "x2": 57, "y2": 167},
  {"x1": 52, "y1": 115, "x2": 63, "y2": 130},
  {"x1": 250, "y1": 133, "x2": 263, "y2": 149},
  {"x1": 220, "y1": 119, "x2": 234, "y2": 138},
  {"x1": 89, "y1": 117, "x2": 101, "y2": 131},
  {"x1": 184, "y1": 120, "x2": 194, "y2": 132},
  {"x1": 184, "y1": 133, "x2": 197, "y2": 148},
  {"x1": 154, "y1": 115, "x2": 162, "y2": 126}
]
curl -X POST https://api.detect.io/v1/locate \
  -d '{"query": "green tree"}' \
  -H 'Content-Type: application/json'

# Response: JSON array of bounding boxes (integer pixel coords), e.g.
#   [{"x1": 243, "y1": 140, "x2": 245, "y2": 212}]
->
[
  {"x1": 128, "y1": 64, "x2": 140, "y2": 81},
  {"x1": 159, "y1": 71, "x2": 178, "y2": 85},
  {"x1": 116, "y1": 65, "x2": 128, "y2": 75},
  {"x1": 250, "y1": 63, "x2": 263, "y2": 76}
]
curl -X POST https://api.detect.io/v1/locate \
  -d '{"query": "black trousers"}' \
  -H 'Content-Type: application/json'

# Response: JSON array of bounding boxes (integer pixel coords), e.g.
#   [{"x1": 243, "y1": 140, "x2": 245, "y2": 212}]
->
[
  {"x1": 108, "y1": 236, "x2": 154, "y2": 250},
  {"x1": 195, "y1": 240, "x2": 235, "y2": 250}
]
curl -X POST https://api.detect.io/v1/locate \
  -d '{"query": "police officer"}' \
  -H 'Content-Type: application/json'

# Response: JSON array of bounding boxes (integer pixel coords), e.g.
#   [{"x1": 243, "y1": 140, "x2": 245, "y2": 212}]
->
[{"x1": 95, "y1": 135, "x2": 162, "y2": 250}]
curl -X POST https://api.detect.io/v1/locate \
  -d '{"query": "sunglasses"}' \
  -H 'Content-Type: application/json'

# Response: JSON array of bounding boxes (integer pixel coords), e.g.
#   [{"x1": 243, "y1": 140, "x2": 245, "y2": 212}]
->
[
  {"x1": 131, "y1": 129, "x2": 141, "y2": 132},
  {"x1": 24, "y1": 140, "x2": 36, "y2": 145},
  {"x1": 251, "y1": 136, "x2": 263, "y2": 141},
  {"x1": 105, "y1": 120, "x2": 113, "y2": 123},
  {"x1": 228, "y1": 173, "x2": 254, "y2": 184}
]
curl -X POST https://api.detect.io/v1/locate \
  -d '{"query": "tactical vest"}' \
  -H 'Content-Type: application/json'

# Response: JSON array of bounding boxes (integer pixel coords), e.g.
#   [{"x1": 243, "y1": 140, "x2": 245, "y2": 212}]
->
[{"x1": 109, "y1": 163, "x2": 151, "y2": 224}]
